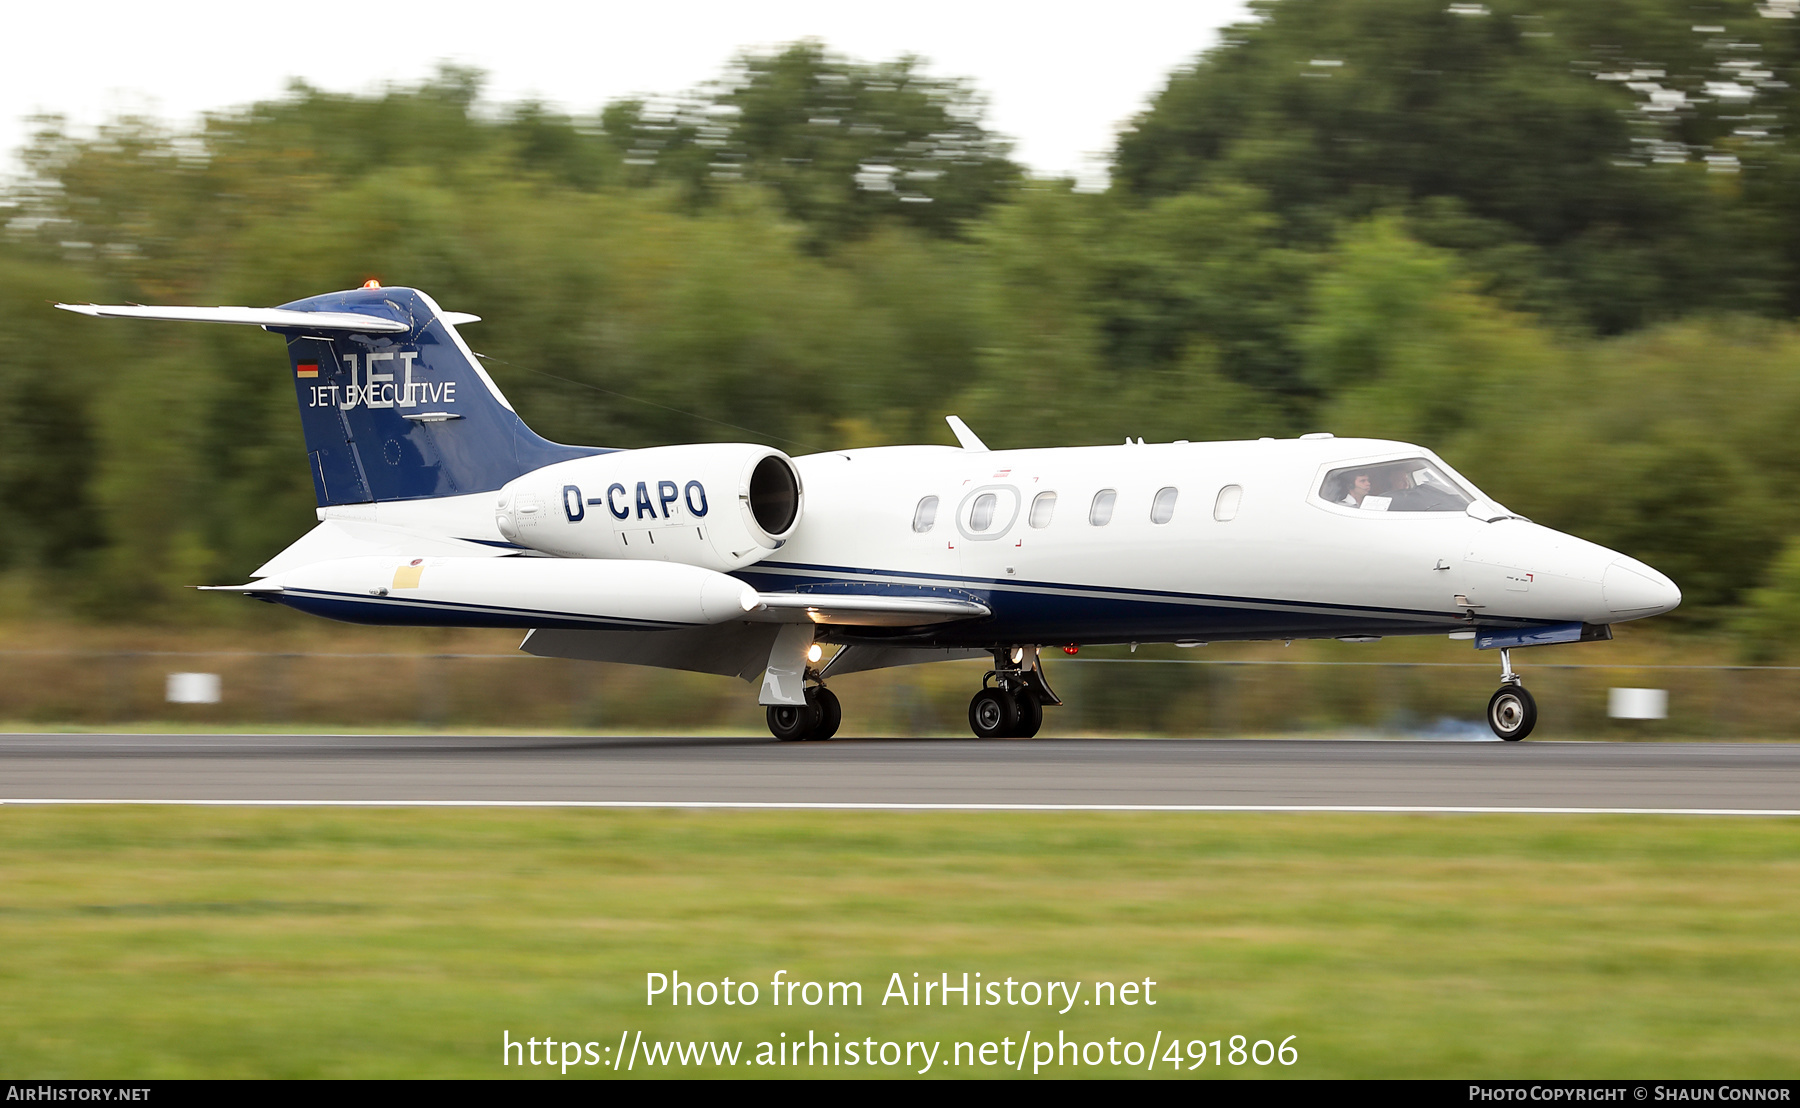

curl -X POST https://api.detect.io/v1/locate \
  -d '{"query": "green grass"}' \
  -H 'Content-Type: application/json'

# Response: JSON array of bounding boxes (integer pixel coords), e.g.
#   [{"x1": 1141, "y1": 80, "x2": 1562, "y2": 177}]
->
[{"x1": 1, "y1": 807, "x2": 1797, "y2": 1078}]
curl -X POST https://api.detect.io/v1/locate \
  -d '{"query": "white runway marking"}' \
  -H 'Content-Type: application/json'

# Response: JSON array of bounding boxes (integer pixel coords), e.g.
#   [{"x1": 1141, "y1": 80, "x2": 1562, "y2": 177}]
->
[{"x1": 3, "y1": 799, "x2": 1798, "y2": 816}]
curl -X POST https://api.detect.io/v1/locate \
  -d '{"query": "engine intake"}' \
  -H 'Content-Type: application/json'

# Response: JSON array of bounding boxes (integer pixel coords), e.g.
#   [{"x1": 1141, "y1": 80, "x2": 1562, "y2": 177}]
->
[{"x1": 749, "y1": 454, "x2": 800, "y2": 536}]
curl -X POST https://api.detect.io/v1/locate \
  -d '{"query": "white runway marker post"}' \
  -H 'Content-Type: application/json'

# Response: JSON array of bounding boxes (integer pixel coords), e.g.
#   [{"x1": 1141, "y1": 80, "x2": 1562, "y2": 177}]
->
[
  {"x1": 165, "y1": 673, "x2": 222, "y2": 704},
  {"x1": 1608, "y1": 688, "x2": 1668, "y2": 720}
]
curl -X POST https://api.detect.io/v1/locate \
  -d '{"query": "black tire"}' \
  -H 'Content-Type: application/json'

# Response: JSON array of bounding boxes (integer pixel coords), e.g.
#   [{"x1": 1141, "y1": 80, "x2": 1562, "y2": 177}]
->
[
  {"x1": 1487, "y1": 684, "x2": 1537, "y2": 741},
  {"x1": 767, "y1": 701, "x2": 818, "y2": 742},
  {"x1": 810, "y1": 687, "x2": 842, "y2": 741},
  {"x1": 969, "y1": 688, "x2": 1019, "y2": 739},
  {"x1": 1012, "y1": 689, "x2": 1043, "y2": 739}
]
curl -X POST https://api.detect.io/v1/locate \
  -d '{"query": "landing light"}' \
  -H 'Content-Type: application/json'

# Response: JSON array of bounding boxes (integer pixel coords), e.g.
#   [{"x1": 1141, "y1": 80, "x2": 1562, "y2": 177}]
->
[
  {"x1": 806, "y1": 644, "x2": 823, "y2": 664},
  {"x1": 1010, "y1": 646, "x2": 1024, "y2": 664}
]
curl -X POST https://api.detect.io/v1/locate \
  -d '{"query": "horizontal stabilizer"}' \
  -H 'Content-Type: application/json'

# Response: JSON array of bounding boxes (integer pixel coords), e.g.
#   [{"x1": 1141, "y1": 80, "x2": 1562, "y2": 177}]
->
[
  {"x1": 54, "y1": 303, "x2": 410, "y2": 333},
  {"x1": 59, "y1": 285, "x2": 602, "y2": 509},
  {"x1": 751, "y1": 592, "x2": 989, "y2": 626}
]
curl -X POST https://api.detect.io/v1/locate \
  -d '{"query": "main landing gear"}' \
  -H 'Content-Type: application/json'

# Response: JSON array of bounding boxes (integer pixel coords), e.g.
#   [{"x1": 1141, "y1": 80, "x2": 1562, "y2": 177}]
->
[
  {"x1": 1486, "y1": 647, "x2": 1537, "y2": 742},
  {"x1": 763, "y1": 627, "x2": 839, "y2": 742},
  {"x1": 767, "y1": 685, "x2": 841, "y2": 742},
  {"x1": 968, "y1": 647, "x2": 1061, "y2": 739},
  {"x1": 762, "y1": 643, "x2": 1062, "y2": 741}
]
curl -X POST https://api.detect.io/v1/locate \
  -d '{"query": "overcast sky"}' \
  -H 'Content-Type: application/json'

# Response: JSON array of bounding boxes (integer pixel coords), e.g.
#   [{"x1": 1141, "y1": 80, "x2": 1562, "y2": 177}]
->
[{"x1": 3, "y1": 0, "x2": 1250, "y2": 185}]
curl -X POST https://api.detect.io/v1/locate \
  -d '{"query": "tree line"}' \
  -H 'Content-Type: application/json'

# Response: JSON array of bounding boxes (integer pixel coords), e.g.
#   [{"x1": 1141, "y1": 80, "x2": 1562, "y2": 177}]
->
[{"x1": 5, "y1": 5, "x2": 1800, "y2": 654}]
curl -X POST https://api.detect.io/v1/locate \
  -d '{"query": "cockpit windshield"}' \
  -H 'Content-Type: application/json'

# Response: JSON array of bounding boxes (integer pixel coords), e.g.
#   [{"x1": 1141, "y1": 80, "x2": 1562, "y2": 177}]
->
[{"x1": 1320, "y1": 458, "x2": 1475, "y2": 512}]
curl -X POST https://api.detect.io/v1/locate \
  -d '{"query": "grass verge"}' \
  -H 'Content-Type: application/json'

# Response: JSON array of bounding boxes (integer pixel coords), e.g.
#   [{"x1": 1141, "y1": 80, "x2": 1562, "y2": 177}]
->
[{"x1": 0, "y1": 807, "x2": 1795, "y2": 1078}]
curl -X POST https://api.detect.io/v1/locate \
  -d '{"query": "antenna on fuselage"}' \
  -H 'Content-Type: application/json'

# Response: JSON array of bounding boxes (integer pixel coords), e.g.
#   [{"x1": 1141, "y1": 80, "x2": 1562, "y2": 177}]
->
[{"x1": 945, "y1": 415, "x2": 989, "y2": 452}]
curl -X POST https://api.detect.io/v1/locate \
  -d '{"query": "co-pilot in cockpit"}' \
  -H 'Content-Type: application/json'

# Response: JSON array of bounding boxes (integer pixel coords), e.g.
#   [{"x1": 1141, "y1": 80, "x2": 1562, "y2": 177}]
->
[{"x1": 1321, "y1": 458, "x2": 1474, "y2": 512}]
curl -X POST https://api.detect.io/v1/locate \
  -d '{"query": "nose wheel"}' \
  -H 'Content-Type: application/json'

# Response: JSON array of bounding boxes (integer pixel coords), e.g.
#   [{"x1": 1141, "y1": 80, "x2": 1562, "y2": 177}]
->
[
  {"x1": 1485, "y1": 647, "x2": 1536, "y2": 741},
  {"x1": 1486, "y1": 684, "x2": 1537, "y2": 741}
]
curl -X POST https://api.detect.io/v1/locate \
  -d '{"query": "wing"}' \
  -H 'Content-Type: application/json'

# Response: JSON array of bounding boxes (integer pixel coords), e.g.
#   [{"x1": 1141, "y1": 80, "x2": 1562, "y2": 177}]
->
[{"x1": 519, "y1": 588, "x2": 993, "y2": 681}]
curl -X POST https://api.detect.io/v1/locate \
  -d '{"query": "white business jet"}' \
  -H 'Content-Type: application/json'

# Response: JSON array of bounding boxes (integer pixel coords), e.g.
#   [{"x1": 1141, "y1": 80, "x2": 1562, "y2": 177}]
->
[{"x1": 59, "y1": 284, "x2": 1680, "y2": 741}]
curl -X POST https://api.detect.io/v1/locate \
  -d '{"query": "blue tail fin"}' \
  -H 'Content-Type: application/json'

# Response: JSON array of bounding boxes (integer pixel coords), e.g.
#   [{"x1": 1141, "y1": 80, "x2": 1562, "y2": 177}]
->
[{"x1": 271, "y1": 286, "x2": 603, "y2": 506}]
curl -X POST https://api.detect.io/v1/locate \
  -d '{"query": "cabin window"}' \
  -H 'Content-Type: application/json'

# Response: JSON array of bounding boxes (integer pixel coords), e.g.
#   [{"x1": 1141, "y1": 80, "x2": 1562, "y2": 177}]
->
[
  {"x1": 1150, "y1": 487, "x2": 1179, "y2": 524},
  {"x1": 1089, "y1": 489, "x2": 1117, "y2": 526},
  {"x1": 1029, "y1": 491, "x2": 1057, "y2": 529},
  {"x1": 1213, "y1": 485, "x2": 1242, "y2": 522},
  {"x1": 1320, "y1": 459, "x2": 1474, "y2": 512},
  {"x1": 969, "y1": 492, "x2": 998, "y2": 532},
  {"x1": 912, "y1": 496, "x2": 939, "y2": 533}
]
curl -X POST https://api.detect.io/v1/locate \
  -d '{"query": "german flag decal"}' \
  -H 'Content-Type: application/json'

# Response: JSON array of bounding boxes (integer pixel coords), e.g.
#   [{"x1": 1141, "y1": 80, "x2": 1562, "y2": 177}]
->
[{"x1": 296, "y1": 363, "x2": 319, "y2": 378}]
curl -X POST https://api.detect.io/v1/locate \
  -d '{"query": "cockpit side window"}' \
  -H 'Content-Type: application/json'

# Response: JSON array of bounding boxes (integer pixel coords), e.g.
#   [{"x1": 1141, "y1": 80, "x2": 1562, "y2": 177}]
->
[{"x1": 1320, "y1": 459, "x2": 1474, "y2": 512}]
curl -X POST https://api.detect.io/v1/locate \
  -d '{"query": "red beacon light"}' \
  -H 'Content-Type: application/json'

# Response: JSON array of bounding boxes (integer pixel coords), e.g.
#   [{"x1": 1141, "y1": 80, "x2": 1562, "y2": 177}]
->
[
  {"x1": 361, "y1": 279, "x2": 381, "y2": 289},
  {"x1": 1062, "y1": 644, "x2": 1079, "y2": 655}
]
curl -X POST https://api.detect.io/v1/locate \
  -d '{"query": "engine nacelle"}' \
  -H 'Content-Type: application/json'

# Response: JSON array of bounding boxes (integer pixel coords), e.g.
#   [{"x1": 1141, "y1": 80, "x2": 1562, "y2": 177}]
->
[{"x1": 494, "y1": 443, "x2": 802, "y2": 572}]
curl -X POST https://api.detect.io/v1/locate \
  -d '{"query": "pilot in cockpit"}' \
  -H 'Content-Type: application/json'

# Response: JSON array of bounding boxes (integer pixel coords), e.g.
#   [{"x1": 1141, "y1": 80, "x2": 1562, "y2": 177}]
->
[{"x1": 1323, "y1": 459, "x2": 1477, "y2": 513}]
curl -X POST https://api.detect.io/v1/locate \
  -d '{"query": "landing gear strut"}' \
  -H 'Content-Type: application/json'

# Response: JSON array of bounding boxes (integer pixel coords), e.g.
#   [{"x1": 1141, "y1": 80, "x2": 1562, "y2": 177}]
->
[
  {"x1": 968, "y1": 647, "x2": 1059, "y2": 739},
  {"x1": 762, "y1": 625, "x2": 840, "y2": 742},
  {"x1": 1485, "y1": 647, "x2": 1537, "y2": 742}
]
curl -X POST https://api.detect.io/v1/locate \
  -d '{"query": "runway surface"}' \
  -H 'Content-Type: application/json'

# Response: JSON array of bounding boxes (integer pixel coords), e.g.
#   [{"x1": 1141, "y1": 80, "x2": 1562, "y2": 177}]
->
[{"x1": 2, "y1": 733, "x2": 1799, "y2": 813}]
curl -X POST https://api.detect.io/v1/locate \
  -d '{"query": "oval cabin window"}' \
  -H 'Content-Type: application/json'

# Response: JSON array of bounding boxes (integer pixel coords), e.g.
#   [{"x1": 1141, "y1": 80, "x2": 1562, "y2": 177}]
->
[
  {"x1": 1089, "y1": 489, "x2": 1117, "y2": 526},
  {"x1": 1213, "y1": 485, "x2": 1242, "y2": 522},
  {"x1": 912, "y1": 496, "x2": 939, "y2": 533},
  {"x1": 1029, "y1": 491, "x2": 1057, "y2": 529},
  {"x1": 1151, "y1": 487, "x2": 1178, "y2": 524},
  {"x1": 970, "y1": 492, "x2": 998, "y2": 532}
]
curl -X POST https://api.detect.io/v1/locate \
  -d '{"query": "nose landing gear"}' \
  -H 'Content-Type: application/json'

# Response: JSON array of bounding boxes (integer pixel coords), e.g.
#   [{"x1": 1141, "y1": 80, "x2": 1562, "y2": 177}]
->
[
  {"x1": 968, "y1": 647, "x2": 1059, "y2": 739},
  {"x1": 1485, "y1": 647, "x2": 1537, "y2": 741}
]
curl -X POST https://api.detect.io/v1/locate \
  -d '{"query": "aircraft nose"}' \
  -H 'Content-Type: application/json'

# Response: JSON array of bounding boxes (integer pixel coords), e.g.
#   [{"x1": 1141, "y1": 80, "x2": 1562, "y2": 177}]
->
[{"x1": 1603, "y1": 557, "x2": 1681, "y2": 618}]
